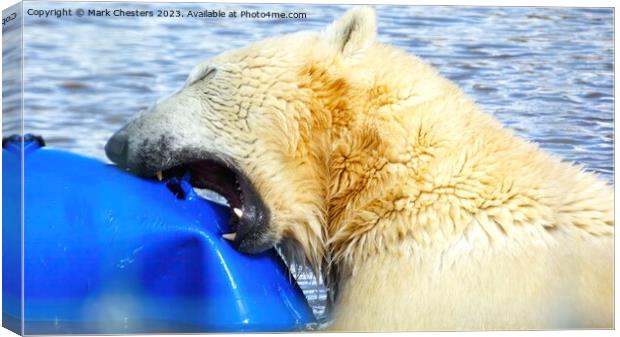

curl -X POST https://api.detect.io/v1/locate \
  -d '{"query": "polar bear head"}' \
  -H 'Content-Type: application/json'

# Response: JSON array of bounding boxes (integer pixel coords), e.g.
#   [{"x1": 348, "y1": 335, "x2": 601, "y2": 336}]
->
[{"x1": 106, "y1": 7, "x2": 379, "y2": 267}]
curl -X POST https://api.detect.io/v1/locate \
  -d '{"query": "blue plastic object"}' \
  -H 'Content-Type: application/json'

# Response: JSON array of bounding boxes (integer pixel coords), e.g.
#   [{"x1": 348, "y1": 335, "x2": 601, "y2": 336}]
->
[{"x1": 2, "y1": 136, "x2": 315, "y2": 334}]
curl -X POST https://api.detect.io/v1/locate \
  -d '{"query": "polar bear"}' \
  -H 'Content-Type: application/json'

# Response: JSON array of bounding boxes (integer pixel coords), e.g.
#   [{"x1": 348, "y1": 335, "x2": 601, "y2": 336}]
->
[{"x1": 105, "y1": 7, "x2": 613, "y2": 331}]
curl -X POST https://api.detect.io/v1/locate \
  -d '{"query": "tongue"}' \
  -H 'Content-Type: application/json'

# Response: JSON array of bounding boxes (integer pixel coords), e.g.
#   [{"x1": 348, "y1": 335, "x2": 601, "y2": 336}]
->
[
  {"x1": 189, "y1": 161, "x2": 242, "y2": 209},
  {"x1": 187, "y1": 159, "x2": 273, "y2": 254}
]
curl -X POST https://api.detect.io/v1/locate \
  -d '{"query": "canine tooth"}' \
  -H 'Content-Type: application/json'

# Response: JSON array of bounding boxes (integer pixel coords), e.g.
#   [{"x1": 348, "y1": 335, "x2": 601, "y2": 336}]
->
[
  {"x1": 222, "y1": 232, "x2": 237, "y2": 241},
  {"x1": 233, "y1": 208, "x2": 243, "y2": 217},
  {"x1": 156, "y1": 171, "x2": 163, "y2": 181}
]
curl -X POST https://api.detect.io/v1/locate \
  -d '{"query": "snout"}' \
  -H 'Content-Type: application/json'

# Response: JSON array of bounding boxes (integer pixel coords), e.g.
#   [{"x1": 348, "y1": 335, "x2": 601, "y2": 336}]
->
[
  {"x1": 104, "y1": 116, "x2": 181, "y2": 176},
  {"x1": 104, "y1": 120, "x2": 276, "y2": 255},
  {"x1": 104, "y1": 122, "x2": 167, "y2": 175},
  {"x1": 105, "y1": 128, "x2": 130, "y2": 169},
  {"x1": 103, "y1": 90, "x2": 276, "y2": 254}
]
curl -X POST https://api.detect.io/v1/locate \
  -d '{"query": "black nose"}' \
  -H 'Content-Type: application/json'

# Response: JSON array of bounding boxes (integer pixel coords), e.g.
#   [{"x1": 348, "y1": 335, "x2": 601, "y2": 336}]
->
[{"x1": 105, "y1": 132, "x2": 129, "y2": 168}]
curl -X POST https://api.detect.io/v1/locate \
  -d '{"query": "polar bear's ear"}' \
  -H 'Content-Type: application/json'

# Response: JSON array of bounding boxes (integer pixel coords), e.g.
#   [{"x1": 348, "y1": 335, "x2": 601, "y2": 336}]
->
[{"x1": 325, "y1": 6, "x2": 377, "y2": 57}]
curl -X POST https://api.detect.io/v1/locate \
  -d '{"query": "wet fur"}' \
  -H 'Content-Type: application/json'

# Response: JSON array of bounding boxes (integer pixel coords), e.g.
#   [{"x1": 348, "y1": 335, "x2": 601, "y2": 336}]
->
[
  {"x1": 114, "y1": 7, "x2": 613, "y2": 330},
  {"x1": 265, "y1": 8, "x2": 614, "y2": 330}
]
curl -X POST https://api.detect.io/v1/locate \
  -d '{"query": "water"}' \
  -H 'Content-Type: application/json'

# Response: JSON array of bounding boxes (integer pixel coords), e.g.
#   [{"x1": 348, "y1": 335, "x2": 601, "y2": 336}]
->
[{"x1": 3, "y1": 2, "x2": 614, "y2": 322}]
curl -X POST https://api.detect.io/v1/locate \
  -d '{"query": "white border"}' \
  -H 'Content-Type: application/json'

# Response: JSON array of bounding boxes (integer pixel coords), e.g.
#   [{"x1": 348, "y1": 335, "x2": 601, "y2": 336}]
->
[{"x1": 0, "y1": 1, "x2": 617, "y2": 337}]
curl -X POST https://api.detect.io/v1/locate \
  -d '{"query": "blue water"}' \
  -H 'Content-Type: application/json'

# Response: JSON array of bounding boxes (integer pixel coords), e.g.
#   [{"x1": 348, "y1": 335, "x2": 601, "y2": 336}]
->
[{"x1": 2, "y1": 2, "x2": 614, "y2": 321}]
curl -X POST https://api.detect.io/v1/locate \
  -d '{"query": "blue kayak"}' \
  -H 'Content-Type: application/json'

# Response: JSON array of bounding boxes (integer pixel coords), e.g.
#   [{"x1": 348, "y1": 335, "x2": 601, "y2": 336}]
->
[{"x1": 2, "y1": 135, "x2": 315, "y2": 334}]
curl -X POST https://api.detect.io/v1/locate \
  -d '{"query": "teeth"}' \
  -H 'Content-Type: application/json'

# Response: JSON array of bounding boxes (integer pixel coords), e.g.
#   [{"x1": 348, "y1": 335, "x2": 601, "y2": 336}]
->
[
  {"x1": 233, "y1": 207, "x2": 243, "y2": 217},
  {"x1": 156, "y1": 171, "x2": 163, "y2": 181},
  {"x1": 222, "y1": 232, "x2": 237, "y2": 241}
]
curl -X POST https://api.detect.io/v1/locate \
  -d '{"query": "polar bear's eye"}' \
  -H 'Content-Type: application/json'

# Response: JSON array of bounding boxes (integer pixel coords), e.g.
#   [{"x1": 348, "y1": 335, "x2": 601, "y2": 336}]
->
[{"x1": 186, "y1": 67, "x2": 217, "y2": 86}]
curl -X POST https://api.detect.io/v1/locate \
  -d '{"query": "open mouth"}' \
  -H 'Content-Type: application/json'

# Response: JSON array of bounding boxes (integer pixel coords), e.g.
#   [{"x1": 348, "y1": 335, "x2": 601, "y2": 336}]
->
[{"x1": 152, "y1": 156, "x2": 273, "y2": 254}]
